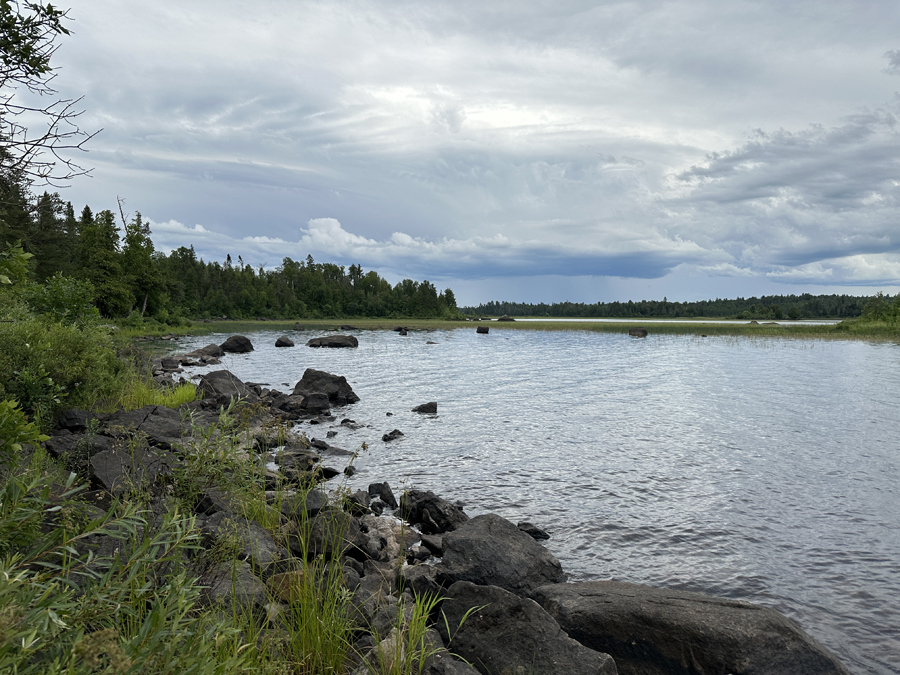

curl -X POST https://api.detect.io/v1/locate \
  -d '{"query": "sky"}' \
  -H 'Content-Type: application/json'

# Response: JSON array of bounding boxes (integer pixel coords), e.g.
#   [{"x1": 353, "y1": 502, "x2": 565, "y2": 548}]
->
[{"x1": 34, "y1": 0, "x2": 900, "y2": 305}]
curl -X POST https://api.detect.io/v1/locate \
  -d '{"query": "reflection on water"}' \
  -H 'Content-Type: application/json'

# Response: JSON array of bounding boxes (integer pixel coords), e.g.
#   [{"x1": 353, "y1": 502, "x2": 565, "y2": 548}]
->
[{"x1": 173, "y1": 328, "x2": 900, "y2": 675}]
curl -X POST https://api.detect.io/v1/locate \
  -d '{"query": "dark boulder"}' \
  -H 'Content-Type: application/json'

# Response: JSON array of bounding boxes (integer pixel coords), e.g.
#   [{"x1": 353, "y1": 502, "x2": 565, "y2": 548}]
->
[
  {"x1": 340, "y1": 324, "x2": 358, "y2": 330},
  {"x1": 44, "y1": 433, "x2": 115, "y2": 474},
  {"x1": 399, "y1": 489, "x2": 468, "y2": 535},
  {"x1": 199, "y1": 560, "x2": 267, "y2": 614},
  {"x1": 534, "y1": 580, "x2": 851, "y2": 675},
  {"x1": 382, "y1": 429, "x2": 404, "y2": 442},
  {"x1": 187, "y1": 343, "x2": 225, "y2": 358},
  {"x1": 55, "y1": 409, "x2": 102, "y2": 433},
  {"x1": 306, "y1": 335, "x2": 359, "y2": 348},
  {"x1": 275, "y1": 336, "x2": 295, "y2": 347},
  {"x1": 412, "y1": 402, "x2": 438, "y2": 414},
  {"x1": 280, "y1": 489, "x2": 329, "y2": 521},
  {"x1": 292, "y1": 368, "x2": 360, "y2": 405},
  {"x1": 438, "y1": 581, "x2": 617, "y2": 675},
  {"x1": 199, "y1": 370, "x2": 257, "y2": 403},
  {"x1": 220, "y1": 334, "x2": 254, "y2": 353},
  {"x1": 497, "y1": 314, "x2": 515, "y2": 322},
  {"x1": 439, "y1": 513, "x2": 564, "y2": 597},
  {"x1": 293, "y1": 322, "x2": 305, "y2": 331},
  {"x1": 628, "y1": 327, "x2": 648, "y2": 338},
  {"x1": 476, "y1": 326, "x2": 489, "y2": 334},
  {"x1": 201, "y1": 511, "x2": 289, "y2": 579},
  {"x1": 368, "y1": 482, "x2": 398, "y2": 509},
  {"x1": 90, "y1": 445, "x2": 180, "y2": 496},
  {"x1": 104, "y1": 405, "x2": 189, "y2": 449}
]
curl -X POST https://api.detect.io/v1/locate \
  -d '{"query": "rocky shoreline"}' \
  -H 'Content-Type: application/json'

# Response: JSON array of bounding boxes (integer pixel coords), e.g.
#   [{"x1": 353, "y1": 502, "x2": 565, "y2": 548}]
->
[{"x1": 42, "y1": 334, "x2": 852, "y2": 674}]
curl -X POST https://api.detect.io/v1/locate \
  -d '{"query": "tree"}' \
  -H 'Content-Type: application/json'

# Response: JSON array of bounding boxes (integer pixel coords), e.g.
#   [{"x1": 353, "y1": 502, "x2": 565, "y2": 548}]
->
[
  {"x1": 0, "y1": 1, "x2": 96, "y2": 184},
  {"x1": 78, "y1": 209, "x2": 130, "y2": 316}
]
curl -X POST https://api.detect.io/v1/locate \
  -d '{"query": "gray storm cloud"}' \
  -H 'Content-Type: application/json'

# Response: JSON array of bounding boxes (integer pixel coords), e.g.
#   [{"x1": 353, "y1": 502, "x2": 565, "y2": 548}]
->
[{"x1": 53, "y1": 0, "x2": 900, "y2": 301}]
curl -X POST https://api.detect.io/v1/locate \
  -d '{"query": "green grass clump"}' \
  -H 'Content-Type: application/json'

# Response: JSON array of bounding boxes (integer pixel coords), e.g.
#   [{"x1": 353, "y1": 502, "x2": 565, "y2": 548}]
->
[{"x1": 113, "y1": 377, "x2": 198, "y2": 411}]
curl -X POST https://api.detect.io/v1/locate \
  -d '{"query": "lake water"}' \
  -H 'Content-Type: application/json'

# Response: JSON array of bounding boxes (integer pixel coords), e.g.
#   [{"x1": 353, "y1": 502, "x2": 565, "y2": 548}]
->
[{"x1": 170, "y1": 327, "x2": 900, "y2": 675}]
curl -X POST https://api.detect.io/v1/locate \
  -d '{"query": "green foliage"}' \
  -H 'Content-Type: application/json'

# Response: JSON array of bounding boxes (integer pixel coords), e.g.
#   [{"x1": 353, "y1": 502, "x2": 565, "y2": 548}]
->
[
  {"x1": 466, "y1": 294, "x2": 875, "y2": 320},
  {"x1": 22, "y1": 272, "x2": 99, "y2": 325},
  {"x1": 0, "y1": 240, "x2": 31, "y2": 284},
  {"x1": 858, "y1": 292, "x2": 900, "y2": 324},
  {"x1": 0, "y1": 317, "x2": 123, "y2": 426},
  {"x1": 0, "y1": 397, "x2": 47, "y2": 469}
]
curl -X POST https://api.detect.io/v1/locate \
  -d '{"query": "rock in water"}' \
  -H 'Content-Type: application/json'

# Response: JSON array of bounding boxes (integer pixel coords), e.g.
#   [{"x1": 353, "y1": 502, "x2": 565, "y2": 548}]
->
[
  {"x1": 399, "y1": 489, "x2": 468, "y2": 535},
  {"x1": 438, "y1": 513, "x2": 564, "y2": 596},
  {"x1": 220, "y1": 334, "x2": 254, "y2": 353},
  {"x1": 275, "y1": 336, "x2": 295, "y2": 347},
  {"x1": 476, "y1": 326, "x2": 489, "y2": 334},
  {"x1": 199, "y1": 370, "x2": 257, "y2": 403},
  {"x1": 306, "y1": 335, "x2": 359, "y2": 348},
  {"x1": 628, "y1": 327, "x2": 648, "y2": 338},
  {"x1": 412, "y1": 402, "x2": 437, "y2": 414},
  {"x1": 292, "y1": 368, "x2": 359, "y2": 405},
  {"x1": 438, "y1": 581, "x2": 617, "y2": 675},
  {"x1": 533, "y1": 580, "x2": 851, "y2": 675},
  {"x1": 382, "y1": 429, "x2": 404, "y2": 442}
]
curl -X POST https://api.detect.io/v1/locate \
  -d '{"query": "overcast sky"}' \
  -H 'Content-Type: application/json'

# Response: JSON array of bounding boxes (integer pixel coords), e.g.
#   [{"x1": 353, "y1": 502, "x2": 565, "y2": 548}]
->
[{"x1": 42, "y1": 0, "x2": 900, "y2": 305}]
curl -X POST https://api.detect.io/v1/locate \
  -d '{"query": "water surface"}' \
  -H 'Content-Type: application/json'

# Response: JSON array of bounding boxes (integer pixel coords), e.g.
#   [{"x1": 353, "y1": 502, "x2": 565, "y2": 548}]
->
[{"x1": 172, "y1": 328, "x2": 900, "y2": 674}]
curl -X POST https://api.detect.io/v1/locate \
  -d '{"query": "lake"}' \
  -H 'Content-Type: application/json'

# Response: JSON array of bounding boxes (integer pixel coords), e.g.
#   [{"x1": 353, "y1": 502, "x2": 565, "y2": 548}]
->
[{"x1": 171, "y1": 327, "x2": 900, "y2": 675}]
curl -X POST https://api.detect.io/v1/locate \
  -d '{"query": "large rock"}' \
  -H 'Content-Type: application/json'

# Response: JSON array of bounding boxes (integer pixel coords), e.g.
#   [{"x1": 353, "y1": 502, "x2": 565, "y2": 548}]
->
[
  {"x1": 199, "y1": 370, "x2": 257, "y2": 403},
  {"x1": 306, "y1": 335, "x2": 359, "y2": 348},
  {"x1": 533, "y1": 581, "x2": 851, "y2": 675},
  {"x1": 476, "y1": 326, "x2": 489, "y2": 334},
  {"x1": 275, "y1": 336, "x2": 295, "y2": 347},
  {"x1": 44, "y1": 433, "x2": 115, "y2": 474},
  {"x1": 187, "y1": 343, "x2": 225, "y2": 358},
  {"x1": 438, "y1": 581, "x2": 617, "y2": 675},
  {"x1": 104, "y1": 405, "x2": 187, "y2": 448},
  {"x1": 439, "y1": 514, "x2": 565, "y2": 597},
  {"x1": 412, "y1": 402, "x2": 437, "y2": 414},
  {"x1": 628, "y1": 327, "x2": 648, "y2": 338},
  {"x1": 89, "y1": 445, "x2": 180, "y2": 496},
  {"x1": 220, "y1": 334, "x2": 254, "y2": 353},
  {"x1": 292, "y1": 368, "x2": 359, "y2": 405},
  {"x1": 399, "y1": 489, "x2": 468, "y2": 535}
]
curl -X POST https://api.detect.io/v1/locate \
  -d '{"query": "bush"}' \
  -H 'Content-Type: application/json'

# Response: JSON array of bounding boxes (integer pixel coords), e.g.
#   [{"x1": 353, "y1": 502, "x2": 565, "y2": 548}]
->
[
  {"x1": 21, "y1": 274, "x2": 100, "y2": 327},
  {"x1": 0, "y1": 317, "x2": 125, "y2": 427}
]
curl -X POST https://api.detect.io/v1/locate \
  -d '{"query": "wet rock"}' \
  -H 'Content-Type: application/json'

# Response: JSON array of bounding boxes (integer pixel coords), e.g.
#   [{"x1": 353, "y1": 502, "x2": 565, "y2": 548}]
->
[
  {"x1": 220, "y1": 334, "x2": 254, "y2": 353},
  {"x1": 438, "y1": 581, "x2": 617, "y2": 675},
  {"x1": 368, "y1": 482, "x2": 398, "y2": 509},
  {"x1": 628, "y1": 327, "x2": 648, "y2": 338},
  {"x1": 518, "y1": 521, "x2": 551, "y2": 541},
  {"x1": 534, "y1": 580, "x2": 851, "y2": 675},
  {"x1": 307, "y1": 335, "x2": 359, "y2": 348},
  {"x1": 198, "y1": 370, "x2": 258, "y2": 403},
  {"x1": 412, "y1": 402, "x2": 438, "y2": 414},
  {"x1": 292, "y1": 368, "x2": 360, "y2": 405},
  {"x1": 382, "y1": 429, "x2": 404, "y2": 442},
  {"x1": 340, "y1": 324, "x2": 358, "y2": 330},
  {"x1": 55, "y1": 409, "x2": 102, "y2": 433},
  {"x1": 187, "y1": 343, "x2": 225, "y2": 358},
  {"x1": 399, "y1": 489, "x2": 468, "y2": 535},
  {"x1": 44, "y1": 433, "x2": 114, "y2": 474},
  {"x1": 438, "y1": 513, "x2": 564, "y2": 596},
  {"x1": 275, "y1": 336, "x2": 295, "y2": 347},
  {"x1": 476, "y1": 326, "x2": 489, "y2": 334}
]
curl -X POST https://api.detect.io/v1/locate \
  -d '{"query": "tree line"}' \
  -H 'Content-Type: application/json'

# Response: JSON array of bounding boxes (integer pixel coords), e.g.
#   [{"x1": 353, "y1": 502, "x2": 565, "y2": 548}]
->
[
  {"x1": 463, "y1": 294, "x2": 878, "y2": 320},
  {"x1": 0, "y1": 191, "x2": 461, "y2": 321}
]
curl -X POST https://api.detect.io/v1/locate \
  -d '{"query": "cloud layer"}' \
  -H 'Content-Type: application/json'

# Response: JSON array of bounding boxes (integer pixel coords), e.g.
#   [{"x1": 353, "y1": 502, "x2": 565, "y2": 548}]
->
[{"x1": 50, "y1": 0, "x2": 900, "y2": 302}]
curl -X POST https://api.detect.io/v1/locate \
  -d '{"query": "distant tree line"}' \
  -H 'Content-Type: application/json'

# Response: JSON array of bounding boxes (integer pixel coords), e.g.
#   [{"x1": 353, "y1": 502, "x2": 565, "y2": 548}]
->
[
  {"x1": 0, "y1": 189, "x2": 460, "y2": 321},
  {"x1": 463, "y1": 295, "x2": 877, "y2": 320}
]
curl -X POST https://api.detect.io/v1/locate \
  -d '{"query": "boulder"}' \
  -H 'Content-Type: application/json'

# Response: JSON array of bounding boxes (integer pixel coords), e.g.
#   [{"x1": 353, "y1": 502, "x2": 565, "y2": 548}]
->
[
  {"x1": 368, "y1": 482, "x2": 398, "y2": 509},
  {"x1": 438, "y1": 581, "x2": 617, "y2": 675},
  {"x1": 307, "y1": 335, "x2": 359, "y2": 348},
  {"x1": 292, "y1": 368, "x2": 360, "y2": 405},
  {"x1": 412, "y1": 402, "x2": 438, "y2": 414},
  {"x1": 55, "y1": 408, "x2": 102, "y2": 433},
  {"x1": 280, "y1": 489, "x2": 329, "y2": 521},
  {"x1": 199, "y1": 370, "x2": 257, "y2": 403},
  {"x1": 90, "y1": 445, "x2": 180, "y2": 496},
  {"x1": 439, "y1": 514, "x2": 564, "y2": 597},
  {"x1": 104, "y1": 405, "x2": 187, "y2": 449},
  {"x1": 399, "y1": 489, "x2": 468, "y2": 535},
  {"x1": 497, "y1": 315, "x2": 515, "y2": 322},
  {"x1": 293, "y1": 322, "x2": 305, "y2": 331},
  {"x1": 199, "y1": 560, "x2": 267, "y2": 614},
  {"x1": 628, "y1": 327, "x2": 648, "y2": 338},
  {"x1": 533, "y1": 581, "x2": 851, "y2": 675},
  {"x1": 44, "y1": 433, "x2": 114, "y2": 474},
  {"x1": 275, "y1": 336, "x2": 295, "y2": 347},
  {"x1": 476, "y1": 326, "x2": 489, "y2": 334},
  {"x1": 187, "y1": 343, "x2": 225, "y2": 358},
  {"x1": 220, "y1": 334, "x2": 254, "y2": 353},
  {"x1": 382, "y1": 429, "x2": 404, "y2": 442},
  {"x1": 201, "y1": 511, "x2": 289, "y2": 579}
]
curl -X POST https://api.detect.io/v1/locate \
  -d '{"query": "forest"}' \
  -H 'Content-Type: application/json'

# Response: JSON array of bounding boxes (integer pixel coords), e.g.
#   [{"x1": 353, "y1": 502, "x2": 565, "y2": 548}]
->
[
  {"x1": 0, "y1": 192, "x2": 461, "y2": 321},
  {"x1": 463, "y1": 294, "x2": 879, "y2": 320}
]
